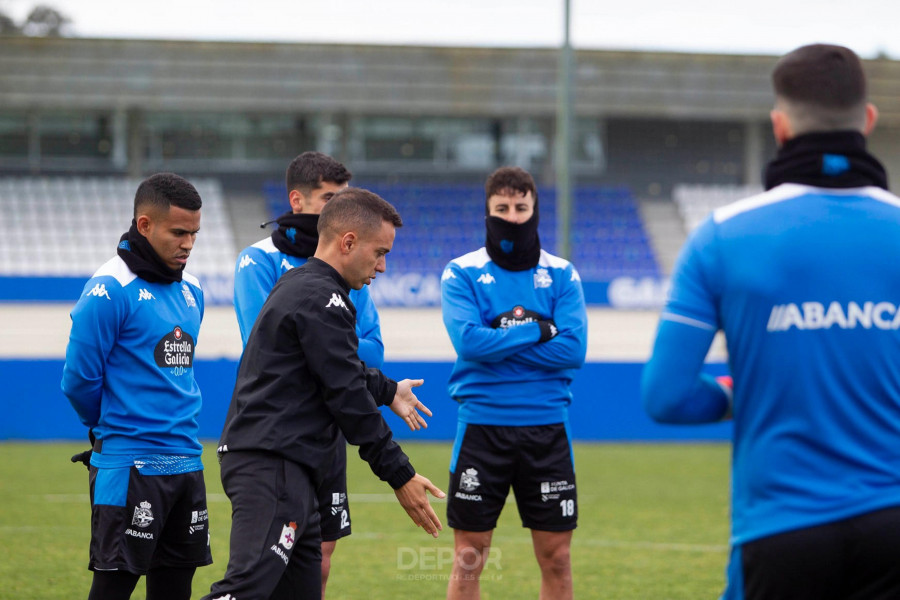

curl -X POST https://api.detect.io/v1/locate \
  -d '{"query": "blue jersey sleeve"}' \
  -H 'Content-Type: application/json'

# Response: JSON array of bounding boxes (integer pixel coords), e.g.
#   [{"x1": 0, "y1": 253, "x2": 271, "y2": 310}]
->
[
  {"x1": 641, "y1": 319, "x2": 729, "y2": 423},
  {"x1": 507, "y1": 264, "x2": 588, "y2": 370},
  {"x1": 61, "y1": 278, "x2": 127, "y2": 428},
  {"x1": 234, "y1": 246, "x2": 278, "y2": 346},
  {"x1": 352, "y1": 285, "x2": 385, "y2": 369},
  {"x1": 642, "y1": 219, "x2": 730, "y2": 423},
  {"x1": 441, "y1": 263, "x2": 542, "y2": 363},
  {"x1": 664, "y1": 217, "x2": 722, "y2": 328}
]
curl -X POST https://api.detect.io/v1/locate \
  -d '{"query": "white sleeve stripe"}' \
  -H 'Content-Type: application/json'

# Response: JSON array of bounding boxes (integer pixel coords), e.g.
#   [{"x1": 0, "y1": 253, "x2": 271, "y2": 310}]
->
[
  {"x1": 250, "y1": 237, "x2": 279, "y2": 253},
  {"x1": 660, "y1": 312, "x2": 717, "y2": 331},
  {"x1": 93, "y1": 256, "x2": 137, "y2": 287},
  {"x1": 451, "y1": 247, "x2": 490, "y2": 269},
  {"x1": 182, "y1": 271, "x2": 201, "y2": 288},
  {"x1": 867, "y1": 186, "x2": 900, "y2": 209},
  {"x1": 712, "y1": 184, "x2": 803, "y2": 223},
  {"x1": 714, "y1": 184, "x2": 900, "y2": 224}
]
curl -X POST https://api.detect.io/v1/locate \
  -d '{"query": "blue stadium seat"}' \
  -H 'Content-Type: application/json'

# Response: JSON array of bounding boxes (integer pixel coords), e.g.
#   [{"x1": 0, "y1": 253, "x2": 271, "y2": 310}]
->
[{"x1": 261, "y1": 182, "x2": 661, "y2": 280}]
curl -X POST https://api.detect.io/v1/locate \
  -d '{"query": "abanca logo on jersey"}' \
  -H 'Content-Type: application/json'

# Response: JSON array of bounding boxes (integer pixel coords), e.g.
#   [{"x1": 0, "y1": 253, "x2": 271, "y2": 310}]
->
[
  {"x1": 767, "y1": 300, "x2": 900, "y2": 332},
  {"x1": 154, "y1": 326, "x2": 195, "y2": 369}
]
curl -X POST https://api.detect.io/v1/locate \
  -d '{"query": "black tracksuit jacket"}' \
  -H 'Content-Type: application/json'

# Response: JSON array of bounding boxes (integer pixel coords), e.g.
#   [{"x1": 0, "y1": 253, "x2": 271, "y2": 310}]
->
[{"x1": 218, "y1": 257, "x2": 415, "y2": 490}]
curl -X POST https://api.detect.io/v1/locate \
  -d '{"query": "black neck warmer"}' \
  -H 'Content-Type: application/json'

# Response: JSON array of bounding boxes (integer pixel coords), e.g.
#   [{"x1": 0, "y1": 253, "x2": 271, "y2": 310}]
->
[
  {"x1": 764, "y1": 130, "x2": 888, "y2": 191},
  {"x1": 271, "y1": 211, "x2": 320, "y2": 258},
  {"x1": 485, "y1": 210, "x2": 541, "y2": 271},
  {"x1": 117, "y1": 220, "x2": 183, "y2": 284}
]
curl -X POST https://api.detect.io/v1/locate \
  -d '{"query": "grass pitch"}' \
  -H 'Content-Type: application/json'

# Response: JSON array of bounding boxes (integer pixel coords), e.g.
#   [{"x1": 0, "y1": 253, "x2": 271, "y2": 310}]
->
[{"x1": 0, "y1": 442, "x2": 730, "y2": 599}]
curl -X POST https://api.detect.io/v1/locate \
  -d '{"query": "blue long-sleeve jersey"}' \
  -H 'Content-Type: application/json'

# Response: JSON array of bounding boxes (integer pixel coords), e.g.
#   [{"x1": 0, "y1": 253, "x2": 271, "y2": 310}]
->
[
  {"x1": 643, "y1": 183, "x2": 900, "y2": 548},
  {"x1": 61, "y1": 256, "x2": 205, "y2": 456},
  {"x1": 441, "y1": 248, "x2": 587, "y2": 425},
  {"x1": 233, "y1": 237, "x2": 384, "y2": 367}
]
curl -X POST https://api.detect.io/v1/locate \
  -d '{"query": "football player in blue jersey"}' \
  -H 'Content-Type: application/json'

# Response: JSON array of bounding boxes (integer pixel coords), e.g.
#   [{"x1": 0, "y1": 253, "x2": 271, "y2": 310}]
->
[
  {"x1": 232, "y1": 152, "x2": 383, "y2": 598},
  {"x1": 62, "y1": 173, "x2": 210, "y2": 600},
  {"x1": 643, "y1": 44, "x2": 900, "y2": 600},
  {"x1": 441, "y1": 166, "x2": 588, "y2": 600}
]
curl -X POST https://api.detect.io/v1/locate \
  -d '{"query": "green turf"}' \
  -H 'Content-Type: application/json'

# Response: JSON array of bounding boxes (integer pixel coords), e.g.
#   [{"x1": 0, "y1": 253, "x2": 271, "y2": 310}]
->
[{"x1": 0, "y1": 441, "x2": 730, "y2": 599}]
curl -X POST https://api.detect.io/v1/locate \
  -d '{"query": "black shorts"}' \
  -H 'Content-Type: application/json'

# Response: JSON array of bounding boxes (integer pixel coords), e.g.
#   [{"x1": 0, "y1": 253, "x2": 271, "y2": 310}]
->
[
  {"x1": 447, "y1": 423, "x2": 577, "y2": 532},
  {"x1": 318, "y1": 440, "x2": 351, "y2": 542},
  {"x1": 89, "y1": 465, "x2": 212, "y2": 575},
  {"x1": 732, "y1": 505, "x2": 900, "y2": 600},
  {"x1": 204, "y1": 451, "x2": 322, "y2": 600}
]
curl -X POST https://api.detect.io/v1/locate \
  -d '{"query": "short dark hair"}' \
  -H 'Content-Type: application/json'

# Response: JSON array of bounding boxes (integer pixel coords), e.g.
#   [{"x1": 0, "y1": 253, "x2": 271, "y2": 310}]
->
[
  {"x1": 318, "y1": 187, "x2": 402, "y2": 240},
  {"x1": 286, "y1": 151, "x2": 352, "y2": 197},
  {"x1": 134, "y1": 172, "x2": 202, "y2": 218},
  {"x1": 485, "y1": 166, "x2": 538, "y2": 210},
  {"x1": 772, "y1": 44, "x2": 868, "y2": 133}
]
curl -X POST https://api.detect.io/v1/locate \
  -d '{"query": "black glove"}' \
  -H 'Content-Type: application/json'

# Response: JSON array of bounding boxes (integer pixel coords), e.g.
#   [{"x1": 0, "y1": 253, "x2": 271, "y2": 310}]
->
[
  {"x1": 70, "y1": 449, "x2": 92, "y2": 469},
  {"x1": 70, "y1": 429, "x2": 96, "y2": 470},
  {"x1": 538, "y1": 319, "x2": 559, "y2": 343}
]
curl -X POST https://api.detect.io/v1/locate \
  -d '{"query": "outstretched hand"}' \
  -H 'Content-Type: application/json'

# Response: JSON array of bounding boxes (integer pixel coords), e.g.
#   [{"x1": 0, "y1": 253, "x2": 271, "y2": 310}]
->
[
  {"x1": 390, "y1": 379, "x2": 432, "y2": 431},
  {"x1": 394, "y1": 473, "x2": 446, "y2": 537}
]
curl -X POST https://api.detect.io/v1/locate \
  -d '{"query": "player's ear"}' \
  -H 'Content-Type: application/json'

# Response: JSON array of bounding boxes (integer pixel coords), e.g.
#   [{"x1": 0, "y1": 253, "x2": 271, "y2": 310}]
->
[
  {"x1": 288, "y1": 189, "x2": 305, "y2": 213},
  {"x1": 340, "y1": 231, "x2": 356, "y2": 254},
  {"x1": 136, "y1": 214, "x2": 152, "y2": 236},
  {"x1": 770, "y1": 108, "x2": 793, "y2": 147},
  {"x1": 863, "y1": 102, "x2": 879, "y2": 137}
]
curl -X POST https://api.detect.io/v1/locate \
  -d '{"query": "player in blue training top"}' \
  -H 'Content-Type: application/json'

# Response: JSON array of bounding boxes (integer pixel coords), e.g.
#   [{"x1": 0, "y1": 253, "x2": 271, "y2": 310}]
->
[
  {"x1": 642, "y1": 44, "x2": 900, "y2": 600},
  {"x1": 62, "y1": 173, "x2": 210, "y2": 600},
  {"x1": 441, "y1": 166, "x2": 587, "y2": 600},
  {"x1": 232, "y1": 151, "x2": 382, "y2": 598}
]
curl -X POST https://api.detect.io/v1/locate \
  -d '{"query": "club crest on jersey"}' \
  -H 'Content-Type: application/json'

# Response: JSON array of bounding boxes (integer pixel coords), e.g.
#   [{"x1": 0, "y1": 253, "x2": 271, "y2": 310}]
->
[
  {"x1": 460, "y1": 468, "x2": 480, "y2": 492},
  {"x1": 132, "y1": 501, "x2": 154, "y2": 528},
  {"x1": 181, "y1": 284, "x2": 197, "y2": 308},
  {"x1": 279, "y1": 522, "x2": 298, "y2": 550},
  {"x1": 534, "y1": 268, "x2": 552, "y2": 288}
]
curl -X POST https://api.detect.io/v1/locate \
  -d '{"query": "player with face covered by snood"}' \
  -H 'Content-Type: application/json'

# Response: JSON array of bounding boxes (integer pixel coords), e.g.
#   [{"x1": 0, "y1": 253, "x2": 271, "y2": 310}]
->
[{"x1": 440, "y1": 166, "x2": 588, "y2": 600}]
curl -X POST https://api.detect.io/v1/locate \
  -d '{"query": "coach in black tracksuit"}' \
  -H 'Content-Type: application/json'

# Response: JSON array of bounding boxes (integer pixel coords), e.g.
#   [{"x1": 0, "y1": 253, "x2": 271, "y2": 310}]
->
[{"x1": 203, "y1": 188, "x2": 444, "y2": 600}]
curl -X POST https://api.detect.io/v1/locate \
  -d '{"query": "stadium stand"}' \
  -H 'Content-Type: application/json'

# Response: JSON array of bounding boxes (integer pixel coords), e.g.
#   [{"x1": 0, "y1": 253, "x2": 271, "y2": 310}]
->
[
  {"x1": 672, "y1": 183, "x2": 764, "y2": 233},
  {"x1": 0, "y1": 175, "x2": 667, "y2": 304},
  {"x1": 0, "y1": 177, "x2": 236, "y2": 278},
  {"x1": 263, "y1": 182, "x2": 661, "y2": 280}
]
